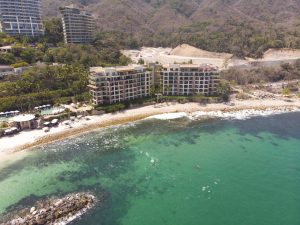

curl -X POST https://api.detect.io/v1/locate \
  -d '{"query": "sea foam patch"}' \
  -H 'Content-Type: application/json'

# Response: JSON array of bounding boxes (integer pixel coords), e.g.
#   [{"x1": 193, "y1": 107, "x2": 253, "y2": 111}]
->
[
  {"x1": 190, "y1": 107, "x2": 300, "y2": 121},
  {"x1": 147, "y1": 112, "x2": 188, "y2": 120}
]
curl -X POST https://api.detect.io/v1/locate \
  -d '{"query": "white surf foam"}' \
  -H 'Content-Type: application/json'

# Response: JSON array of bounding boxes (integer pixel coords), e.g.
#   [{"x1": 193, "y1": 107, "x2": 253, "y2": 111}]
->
[
  {"x1": 190, "y1": 107, "x2": 300, "y2": 121},
  {"x1": 148, "y1": 112, "x2": 188, "y2": 120}
]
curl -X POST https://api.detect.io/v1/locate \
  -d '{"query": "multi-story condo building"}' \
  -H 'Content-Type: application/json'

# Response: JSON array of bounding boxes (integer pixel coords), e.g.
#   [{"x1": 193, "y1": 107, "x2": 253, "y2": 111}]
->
[
  {"x1": 161, "y1": 64, "x2": 220, "y2": 96},
  {"x1": 60, "y1": 5, "x2": 94, "y2": 44},
  {"x1": 89, "y1": 65, "x2": 152, "y2": 105},
  {"x1": 0, "y1": 0, "x2": 44, "y2": 37}
]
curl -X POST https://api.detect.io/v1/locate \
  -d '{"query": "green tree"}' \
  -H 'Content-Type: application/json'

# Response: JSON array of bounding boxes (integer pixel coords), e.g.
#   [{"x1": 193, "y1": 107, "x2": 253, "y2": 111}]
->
[
  {"x1": 217, "y1": 80, "x2": 231, "y2": 101},
  {"x1": 19, "y1": 48, "x2": 40, "y2": 64},
  {"x1": 11, "y1": 61, "x2": 29, "y2": 68},
  {"x1": 0, "y1": 53, "x2": 16, "y2": 65},
  {"x1": 0, "y1": 65, "x2": 90, "y2": 112},
  {"x1": 43, "y1": 18, "x2": 64, "y2": 44},
  {"x1": 138, "y1": 58, "x2": 145, "y2": 65},
  {"x1": 0, "y1": 33, "x2": 15, "y2": 46}
]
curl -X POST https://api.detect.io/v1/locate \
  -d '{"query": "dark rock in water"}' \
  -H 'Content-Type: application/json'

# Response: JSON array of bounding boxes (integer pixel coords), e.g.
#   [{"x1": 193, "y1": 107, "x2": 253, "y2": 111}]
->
[{"x1": 0, "y1": 192, "x2": 97, "y2": 225}]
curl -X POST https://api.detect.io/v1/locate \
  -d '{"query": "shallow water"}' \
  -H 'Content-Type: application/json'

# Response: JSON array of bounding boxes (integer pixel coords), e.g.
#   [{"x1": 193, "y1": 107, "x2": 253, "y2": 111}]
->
[{"x1": 0, "y1": 113, "x2": 300, "y2": 225}]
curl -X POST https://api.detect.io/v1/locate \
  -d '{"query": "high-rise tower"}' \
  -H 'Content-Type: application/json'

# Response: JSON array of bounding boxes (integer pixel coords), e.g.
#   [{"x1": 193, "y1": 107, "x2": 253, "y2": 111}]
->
[
  {"x1": 0, "y1": 0, "x2": 44, "y2": 37},
  {"x1": 60, "y1": 4, "x2": 94, "y2": 44}
]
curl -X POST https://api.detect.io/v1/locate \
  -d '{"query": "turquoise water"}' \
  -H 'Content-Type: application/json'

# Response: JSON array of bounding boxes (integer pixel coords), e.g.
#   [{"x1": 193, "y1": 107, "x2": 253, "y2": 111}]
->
[
  {"x1": 40, "y1": 107, "x2": 63, "y2": 115},
  {"x1": 0, "y1": 113, "x2": 300, "y2": 225}
]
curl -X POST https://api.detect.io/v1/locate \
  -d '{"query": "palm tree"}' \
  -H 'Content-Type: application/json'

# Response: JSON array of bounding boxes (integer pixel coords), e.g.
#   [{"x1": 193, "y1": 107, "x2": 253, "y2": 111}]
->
[{"x1": 217, "y1": 80, "x2": 231, "y2": 102}]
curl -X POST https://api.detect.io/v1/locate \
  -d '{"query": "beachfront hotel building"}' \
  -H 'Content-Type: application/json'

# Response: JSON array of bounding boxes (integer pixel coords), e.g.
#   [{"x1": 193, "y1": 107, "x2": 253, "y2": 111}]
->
[
  {"x1": 89, "y1": 65, "x2": 152, "y2": 105},
  {"x1": 0, "y1": 0, "x2": 44, "y2": 37},
  {"x1": 161, "y1": 64, "x2": 220, "y2": 96},
  {"x1": 60, "y1": 5, "x2": 94, "y2": 44}
]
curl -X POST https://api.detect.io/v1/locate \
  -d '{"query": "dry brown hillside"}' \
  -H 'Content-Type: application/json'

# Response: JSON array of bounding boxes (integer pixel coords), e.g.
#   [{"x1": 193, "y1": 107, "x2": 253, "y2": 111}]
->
[
  {"x1": 170, "y1": 44, "x2": 233, "y2": 59},
  {"x1": 42, "y1": 0, "x2": 300, "y2": 32},
  {"x1": 41, "y1": 0, "x2": 300, "y2": 57}
]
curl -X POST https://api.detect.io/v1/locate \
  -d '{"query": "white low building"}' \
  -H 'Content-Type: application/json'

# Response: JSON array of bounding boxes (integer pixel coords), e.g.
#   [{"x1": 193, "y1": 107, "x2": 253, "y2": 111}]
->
[
  {"x1": 13, "y1": 114, "x2": 36, "y2": 130},
  {"x1": 0, "y1": 46, "x2": 12, "y2": 53}
]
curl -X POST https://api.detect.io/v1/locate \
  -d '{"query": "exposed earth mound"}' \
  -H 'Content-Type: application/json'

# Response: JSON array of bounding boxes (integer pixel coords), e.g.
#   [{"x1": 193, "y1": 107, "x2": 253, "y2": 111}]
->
[
  {"x1": 262, "y1": 48, "x2": 300, "y2": 61},
  {"x1": 170, "y1": 44, "x2": 233, "y2": 60}
]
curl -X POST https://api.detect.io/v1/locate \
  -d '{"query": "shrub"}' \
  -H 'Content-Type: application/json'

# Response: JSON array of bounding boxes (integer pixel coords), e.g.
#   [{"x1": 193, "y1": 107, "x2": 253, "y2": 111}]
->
[
  {"x1": 282, "y1": 88, "x2": 291, "y2": 96},
  {"x1": 236, "y1": 92, "x2": 251, "y2": 100},
  {"x1": 11, "y1": 61, "x2": 29, "y2": 68},
  {"x1": 96, "y1": 103, "x2": 126, "y2": 113},
  {"x1": 0, "y1": 122, "x2": 8, "y2": 129}
]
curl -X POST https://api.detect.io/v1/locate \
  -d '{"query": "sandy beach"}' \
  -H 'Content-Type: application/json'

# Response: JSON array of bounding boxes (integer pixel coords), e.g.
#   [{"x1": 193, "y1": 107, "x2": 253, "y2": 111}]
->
[{"x1": 1, "y1": 98, "x2": 300, "y2": 156}]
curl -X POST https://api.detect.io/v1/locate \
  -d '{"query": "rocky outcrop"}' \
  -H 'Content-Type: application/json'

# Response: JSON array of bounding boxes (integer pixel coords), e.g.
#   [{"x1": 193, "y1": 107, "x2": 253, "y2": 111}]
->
[{"x1": 1, "y1": 193, "x2": 96, "y2": 225}]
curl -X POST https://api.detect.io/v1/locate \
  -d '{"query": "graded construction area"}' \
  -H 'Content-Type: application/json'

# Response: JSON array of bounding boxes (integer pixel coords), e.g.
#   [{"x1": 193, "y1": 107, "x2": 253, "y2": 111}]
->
[
  {"x1": 122, "y1": 44, "x2": 232, "y2": 69},
  {"x1": 123, "y1": 44, "x2": 300, "y2": 69}
]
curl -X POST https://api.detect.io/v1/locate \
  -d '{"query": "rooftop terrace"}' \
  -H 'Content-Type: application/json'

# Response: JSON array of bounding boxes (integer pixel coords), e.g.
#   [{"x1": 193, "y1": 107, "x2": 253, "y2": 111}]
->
[{"x1": 90, "y1": 65, "x2": 145, "y2": 74}]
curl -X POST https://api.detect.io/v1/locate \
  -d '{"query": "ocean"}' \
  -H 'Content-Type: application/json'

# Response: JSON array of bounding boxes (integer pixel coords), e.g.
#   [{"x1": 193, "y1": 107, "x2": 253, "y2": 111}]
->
[{"x1": 0, "y1": 112, "x2": 300, "y2": 225}]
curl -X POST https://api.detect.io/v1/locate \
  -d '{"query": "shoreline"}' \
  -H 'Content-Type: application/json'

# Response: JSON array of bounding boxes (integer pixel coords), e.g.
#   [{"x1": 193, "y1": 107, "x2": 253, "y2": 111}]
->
[{"x1": 1, "y1": 98, "x2": 300, "y2": 157}]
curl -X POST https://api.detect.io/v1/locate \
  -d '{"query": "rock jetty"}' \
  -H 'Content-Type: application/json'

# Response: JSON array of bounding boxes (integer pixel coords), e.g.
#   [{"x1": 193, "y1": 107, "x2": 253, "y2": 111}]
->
[{"x1": 1, "y1": 193, "x2": 96, "y2": 225}]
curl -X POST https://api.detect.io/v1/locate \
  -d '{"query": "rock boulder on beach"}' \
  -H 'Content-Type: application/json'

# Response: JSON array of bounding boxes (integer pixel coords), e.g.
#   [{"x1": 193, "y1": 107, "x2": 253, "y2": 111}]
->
[{"x1": 0, "y1": 193, "x2": 98, "y2": 225}]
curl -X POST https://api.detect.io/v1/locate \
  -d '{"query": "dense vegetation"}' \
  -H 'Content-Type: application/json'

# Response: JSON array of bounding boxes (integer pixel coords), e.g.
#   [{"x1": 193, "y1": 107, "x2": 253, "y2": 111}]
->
[
  {"x1": 221, "y1": 60, "x2": 300, "y2": 85},
  {"x1": 95, "y1": 93, "x2": 228, "y2": 113},
  {"x1": 1, "y1": 8, "x2": 300, "y2": 113},
  {"x1": 0, "y1": 65, "x2": 89, "y2": 112},
  {"x1": 43, "y1": 43, "x2": 130, "y2": 68},
  {"x1": 139, "y1": 21, "x2": 300, "y2": 58},
  {"x1": 0, "y1": 19, "x2": 134, "y2": 112},
  {"x1": 42, "y1": 0, "x2": 300, "y2": 58},
  {"x1": 41, "y1": 21, "x2": 133, "y2": 67},
  {"x1": 0, "y1": 19, "x2": 132, "y2": 68},
  {"x1": 94, "y1": 21, "x2": 300, "y2": 59}
]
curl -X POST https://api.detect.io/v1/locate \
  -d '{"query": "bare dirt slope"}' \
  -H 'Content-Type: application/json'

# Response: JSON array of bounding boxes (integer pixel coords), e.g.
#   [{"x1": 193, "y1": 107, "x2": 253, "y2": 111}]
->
[
  {"x1": 123, "y1": 45, "x2": 233, "y2": 68},
  {"x1": 262, "y1": 48, "x2": 300, "y2": 61},
  {"x1": 170, "y1": 44, "x2": 233, "y2": 59},
  {"x1": 123, "y1": 45, "x2": 300, "y2": 70}
]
